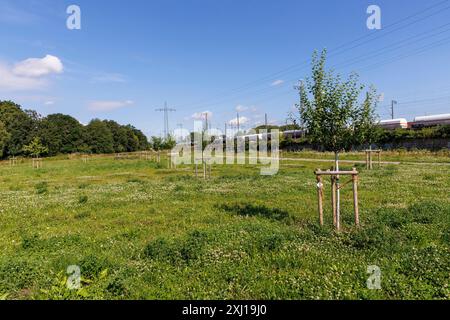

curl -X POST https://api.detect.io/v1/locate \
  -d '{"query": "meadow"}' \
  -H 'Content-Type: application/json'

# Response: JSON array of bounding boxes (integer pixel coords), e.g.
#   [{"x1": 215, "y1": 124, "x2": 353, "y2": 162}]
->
[{"x1": 0, "y1": 151, "x2": 448, "y2": 300}]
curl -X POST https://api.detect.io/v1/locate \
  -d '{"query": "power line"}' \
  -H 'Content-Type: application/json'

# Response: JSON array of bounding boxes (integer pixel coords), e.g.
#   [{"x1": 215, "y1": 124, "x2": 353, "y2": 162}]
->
[
  {"x1": 177, "y1": 10, "x2": 450, "y2": 114},
  {"x1": 359, "y1": 33, "x2": 450, "y2": 72},
  {"x1": 155, "y1": 102, "x2": 176, "y2": 140},
  {"x1": 180, "y1": 22, "x2": 450, "y2": 115},
  {"x1": 173, "y1": 0, "x2": 450, "y2": 111}
]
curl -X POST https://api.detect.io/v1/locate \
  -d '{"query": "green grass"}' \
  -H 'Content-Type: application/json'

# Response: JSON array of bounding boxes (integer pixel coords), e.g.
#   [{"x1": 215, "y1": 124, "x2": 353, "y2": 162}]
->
[{"x1": 0, "y1": 152, "x2": 449, "y2": 300}]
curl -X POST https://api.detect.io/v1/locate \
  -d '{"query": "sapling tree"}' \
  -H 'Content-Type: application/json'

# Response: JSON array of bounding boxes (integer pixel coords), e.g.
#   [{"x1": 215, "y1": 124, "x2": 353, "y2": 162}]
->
[
  {"x1": 354, "y1": 87, "x2": 383, "y2": 150},
  {"x1": 22, "y1": 137, "x2": 48, "y2": 158},
  {"x1": 297, "y1": 49, "x2": 379, "y2": 227}
]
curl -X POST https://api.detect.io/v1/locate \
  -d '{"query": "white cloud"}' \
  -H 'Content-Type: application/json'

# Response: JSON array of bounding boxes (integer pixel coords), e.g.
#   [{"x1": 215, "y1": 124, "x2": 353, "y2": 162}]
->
[
  {"x1": 44, "y1": 100, "x2": 55, "y2": 106},
  {"x1": 191, "y1": 110, "x2": 212, "y2": 120},
  {"x1": 271, "y1": 79, "x2": 284, "y2": 86},
  {"x1": 0, "y1": 63, "x2": 46, "y2": 91},
  {"x1": 88, "y1": 100, "x2": 134, "y2": 112},
  {"x1": 229, "y1": 116, "x2": 249, "y2": 126},
  {"x1": 13, "y1": 54, "x2": 63, "y2": 77},
  {"x1": 0, "y1": 55, "x2": 63, "y2": 91}
]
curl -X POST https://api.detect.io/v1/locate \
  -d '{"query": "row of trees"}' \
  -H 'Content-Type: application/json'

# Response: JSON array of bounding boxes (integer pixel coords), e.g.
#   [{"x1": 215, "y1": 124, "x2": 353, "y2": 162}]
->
[{"x1": 0, "y1": 101, "x2": 159, "y2": 158}]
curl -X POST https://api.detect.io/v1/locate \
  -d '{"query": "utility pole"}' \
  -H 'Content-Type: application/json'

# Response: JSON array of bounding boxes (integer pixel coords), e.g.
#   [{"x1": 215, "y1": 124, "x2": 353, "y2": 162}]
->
[
  {"x1": 265, "y1": 113, "x2": 268, "y2": 128},
  {"x1": 224, "y1": 122, "x2": 227, "y2": 137},
  {"x1": 204, "y1": 112, "x2": 209, "y2": 132},
  {"x1": 391, "y1": 100, "x2": 397, "y2": 120},
  {"x1": 155, "y1": 102, "x2": 176, "y2": 140}
]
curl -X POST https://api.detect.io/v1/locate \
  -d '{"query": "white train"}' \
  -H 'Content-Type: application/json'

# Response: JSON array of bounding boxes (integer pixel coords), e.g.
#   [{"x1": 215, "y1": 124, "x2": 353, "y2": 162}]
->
[
  {"x1": 379, "y1": 113, "x2": 450, "y2": 130},
  {"x1": 412, "y1": 114, "x2": 450, "y2": 128},
  {"x1": 379, "y1": 119, "x2": 409, "y2": 130}
]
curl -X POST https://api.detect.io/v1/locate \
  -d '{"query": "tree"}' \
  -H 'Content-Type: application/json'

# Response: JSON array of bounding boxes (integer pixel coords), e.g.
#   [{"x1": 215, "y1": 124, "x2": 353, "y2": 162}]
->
[
  {"x1": 38, "y1": 114, "x2": 84, "y2": 155},
  {"x1": 150, "y1": 136, "x2": 164, "y2": 151},
  {"x1": 0, "y1": 101, "x2": 38, "y2": 156},
  {"x1": 129, "y1": 126, "x2": 150, "y2": 150},
  {"x1": 0, "y1": 120, "x2": 10, "y2": 158},
  {"x1": 297, "y1": 49, "x2": 379, "y2": 227},
  {"x1": 123, "y1": 126, "x2": 140, "y2": 152},
  {"x1": 84, "y1": 119, "x2": 114, "y2": 154},
  {"x1": 104, "y1": 120, "x2": 128, "y2": 153},
  {"x1": 162, "y1": 135, "x2": 176, "y2": 150},
  {"x1": 23, "y1": 137, "x2": 48, "y2": 158},
  {"x1": 354, "y1": 88, "x2": 383, "y2": 150}
]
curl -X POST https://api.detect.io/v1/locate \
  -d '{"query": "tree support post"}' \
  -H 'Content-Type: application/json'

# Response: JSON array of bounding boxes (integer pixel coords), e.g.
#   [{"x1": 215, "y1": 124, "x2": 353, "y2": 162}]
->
[
  {"x1": 365, "y1": 151, "x2": 369, "y2": 170},
  {"x1": 352, "y1": 169, "x2": 360, "y2": 226},
  {"x1": 203, "y1": 161, "x2": 206, "y2": 180},
  {"x1": 314, "y1": 168, "x2": 359, "y2": 230},
  {"x1": 331, "y1": 175, "x2": 337, "y2": 227},
  {"x1": 378, "y1": 150, "x2": 381, "y2": 168},
  {"x1": 316, "y1": 172, "x2": 324, "y2": 226}
]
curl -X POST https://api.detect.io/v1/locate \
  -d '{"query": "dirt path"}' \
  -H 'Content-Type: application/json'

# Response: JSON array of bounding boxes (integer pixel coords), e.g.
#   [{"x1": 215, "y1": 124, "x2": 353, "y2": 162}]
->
[{"x1": 252, "y1": 156, "x2": 450, "y2": 166}]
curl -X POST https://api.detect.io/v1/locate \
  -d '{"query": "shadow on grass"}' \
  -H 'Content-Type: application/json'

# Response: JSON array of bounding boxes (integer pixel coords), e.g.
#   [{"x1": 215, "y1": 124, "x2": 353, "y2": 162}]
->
[{"x1": 219, "y1": 203, "x2": 290, "y2": 222}]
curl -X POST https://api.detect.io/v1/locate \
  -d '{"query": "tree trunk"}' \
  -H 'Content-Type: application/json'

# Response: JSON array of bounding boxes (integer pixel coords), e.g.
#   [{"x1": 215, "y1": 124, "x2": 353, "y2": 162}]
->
[{"x1": 335, "y1": 152, "x2": 341, "y2": 231}]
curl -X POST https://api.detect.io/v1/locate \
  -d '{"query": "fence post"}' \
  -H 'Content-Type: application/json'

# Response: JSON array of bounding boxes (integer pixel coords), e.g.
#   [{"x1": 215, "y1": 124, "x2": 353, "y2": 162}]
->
[{"x1": 378, "y1": 151, "x2": 381, "y2": 167}]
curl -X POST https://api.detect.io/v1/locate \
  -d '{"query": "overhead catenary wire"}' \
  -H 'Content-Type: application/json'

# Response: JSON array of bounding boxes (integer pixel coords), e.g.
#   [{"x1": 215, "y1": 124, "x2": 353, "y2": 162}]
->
[
  {"x1": 181, "y1": 21, "x2": 450, "y2": 114},
  {"x1": 174, "y1": 0, "x2": 450, "y2": 111}
]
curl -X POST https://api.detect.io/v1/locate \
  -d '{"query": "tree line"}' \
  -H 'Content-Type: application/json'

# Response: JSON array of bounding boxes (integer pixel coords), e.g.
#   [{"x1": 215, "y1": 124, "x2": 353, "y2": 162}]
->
[{"x1": 0, "y1": 100, "x2": 167, "y2": 159}]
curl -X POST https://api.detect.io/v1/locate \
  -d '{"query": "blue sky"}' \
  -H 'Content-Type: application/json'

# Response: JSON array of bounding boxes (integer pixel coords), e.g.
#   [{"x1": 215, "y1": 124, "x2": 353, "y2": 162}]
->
[{"x1": 1, "y1": 0, "x2": 450, "y2": 137}]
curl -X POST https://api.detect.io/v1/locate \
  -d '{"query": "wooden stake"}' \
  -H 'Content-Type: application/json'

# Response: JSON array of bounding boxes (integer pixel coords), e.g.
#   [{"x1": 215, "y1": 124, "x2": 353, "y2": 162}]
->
[
  {"x1": 352, "y1": 168, "x2": 360, "y2": 226},
  {"x1": 203, "y1": 161, "x2": 206, "y2": 179},
  {"x1": 365, "y1": 151, "x2": 369, "y2": 170},
  {"x1": 316, "y1": 173, "x2": 324, "y2": 226},
  {"x1": 378, "y1": 151, "x2": 381, "y2": 168},
  {"x1": 331, "y1": 175, "x2": 337, "y2": 227}
]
